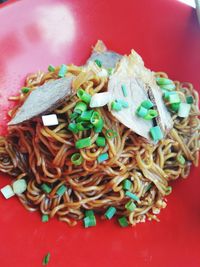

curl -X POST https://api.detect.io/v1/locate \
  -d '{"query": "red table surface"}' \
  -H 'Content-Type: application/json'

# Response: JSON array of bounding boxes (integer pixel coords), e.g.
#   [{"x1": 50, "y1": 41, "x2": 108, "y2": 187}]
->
[{"x1": 0, "y1": 0, "x2": 200, "y2": 266}]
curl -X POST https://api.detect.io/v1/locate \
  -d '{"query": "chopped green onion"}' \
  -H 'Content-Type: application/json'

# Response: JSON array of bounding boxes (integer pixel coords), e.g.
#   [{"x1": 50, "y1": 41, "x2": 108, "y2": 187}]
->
[
  {"x1": 12, "y1": 179, "x2": 27, "y2": 195},
  {"x1": 71, "y1": 153, "x2": 83, "y2": 165},
  {"x1": 169, "y1": 93, "x2": 180, "y2": 104},
  {"x1": 165, "y1": 186, "x2": 172, "y2": 195},
  {"x1": 178, "y1": 103, "x2": 191, "y2": 118},
  {"x1": 90, "y1": 112, "x2": 104, "y2": 133},
  {"x1": 42, "y1": 214, "x2": 49, "y2": 223},
  {"x1": 156, "y1": 77, "x2": 173, "y2": 85},
  {"x1": 107, "y1": 68, "x2": 113, "y2": 76},
  {"x1": 170, "y1": 103, "x2": 180, "y2": 112},
  {"x1": 69, "y1": 112, "x2": 79, "y2": 120},
  {"x1": 85, "y1": 210, "x2": 94, "y2": 217},
  {"x1": 121, "y1": 84, "x2": 128, "y2": 97},
  {"x1": 94, "y1": 59, "x2": 102, "y2": 68},
  {"x1": 58, "y1": 64, "x2": 67, "y2": 78},
  {"x1": 144, "y1": 109, "x2": 158, "y2": 120},
  {"x1": 68, "y1": 122, "x2": 78, "y2": 133},
  {"x1": 94, "y1": 118, "x2": 104, "y2": 133},
  {"x1": 118, "y1": 216, "x2": 129, "y2": 227},
  {"x1": 125, "y1": 191, "x2": 139, "y2": 201},
  {"x1": 75, "y1": 137, "x2": 92, "y2": 149},
  {"x1": 96, "y1": 136, "x2": 106, "y2": 147},
  {"x1": 42, "y1": 253, "x2": 50, "y2": 266},
  {"x1": 111, "y1": 101, "x2": 122, "y2": 111},
  {"x1": 105, "y1": 206, "x2": 116, "y2": 219},
  {"x1": 90, "y1": 111, "x2": 101, "y2": 127},
  {"x1": 157, "y1": 77, "x2": 173, "y2": 84},
  {"x1": 84, "y1": 211, "x2": 96, "y2": 227},
  {"x1": 125, "y1": 200, "x2": 136, "y2": 212},
  {"x1": 150, "y1": 126, "x2": 163, "y2": 141},
  {"x1": 48, "y1": 64, "x2": 55, "y2": 72},
  {"x1": 163, "y1": 91, "x2": 176, "y2": 100},
  {"x1": 160, "y1": 84, "x2": 176, "y2": 91},
  {"x1": 141, "y1": 100, "x2": 154, "y2": 109},
  {"x1": 56, "y1": 185, "x2": 67, "y2": 196},
  {"x1": 186, "y1": 95, "x2": 194, "y2": 104},
  {"x1": 21, "y1": 87, "x2": 30, "y2": 94},
  {"x1": 76, "y1": 121, "x2": 92, "y2": 131},
  {"x1": 41, "y1": 184, "x2": 52, "y2": 194},
  {"x1": 105, "y1": 129, "x2": 117, "y2": 139},
  {"x1": 136, "y1": 106, "x2": 148, "y2": 118},
  {"x1": 83, "y1": 217, "x2": 91, "y2": 228},
  {"x1": 83, "y1": 215, "x2": 96, "y2": 228},
  {"x1": 177, "y1": 155, "x2": 185, "y2": 165},
  {"x1": 116, "y1": 99, "x2": 129, "y2": 108},
  {"x1": 97, "y1": 153, "x2": 109, "y2": 163},
  {"x1": 74, "y1": 102, "x2": 87, "y2": 114},
  {"x1": 77, "y1": 89, "x2": 91, "y2": 104},
  {"x1": 78, "y1": 110, "x2": 94, "y2": 121},
  {"x1": 122, "y1": 179, "x2": 132, "y2": 190}
]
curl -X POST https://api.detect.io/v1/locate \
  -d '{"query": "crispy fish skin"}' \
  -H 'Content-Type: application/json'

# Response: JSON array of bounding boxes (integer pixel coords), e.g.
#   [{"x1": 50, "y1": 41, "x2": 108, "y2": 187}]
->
[{"x1": 8, "y1": 77, "x2": 73, "y2": 125}]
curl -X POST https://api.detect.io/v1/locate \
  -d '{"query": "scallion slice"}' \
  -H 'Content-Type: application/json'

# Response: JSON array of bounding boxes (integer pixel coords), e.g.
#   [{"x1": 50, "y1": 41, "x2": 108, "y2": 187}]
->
[
  {"x1": 42, "y1": 214, "x2": 49, "y2": 223},
  {"x1": 74, "y1": 102, "x2": 87, "y2": 114},
  {"x1": 41, "y1": 184, "x2": 52, "y2": 194},
  {"x1": 156, "y1": 77, "x2": 173, "y2": 85},
  {"x1": 144, "y1": 109, "x2": 158, "y2": 120},
  {"x1": 97, "y1": 153, "x2": 109, "y2": 163},
  {"x1": 94, "y1": 59, "x2": 102, "y2": 68},
  {"x1": 94, "y1": 118, "x2": 104, "y2": 133},
  {"x1": 186, "y1": 95, "x2": 194, "y2": 104},
  {"x1": 56, "y1": 185, "x2": 67, "y2": 197},
  {"x1": 42, "y1": 253, "x2": 51, "y2": 266},
  {"x1": 125, "y1": 191, "x2": 139, "y2": 201},
  {"x1": 178, "y1": 103, "x2": 191, "y2": 118},
  {"x1": 177, "y1": 155, "x2": 185, "y2": 165},
  {"x1": 78, "y1": 110, "x2": 94, "y2": 122},
  {"x1": 118, "y1": 216, "x2": 129, "y2": 227},
  {"x1": 121, "y1": 84, "x2": 128, "y2": 97},
  {"x1": 48, "y1": 65, "x2": 55, "y2": 72},
  {"x1": 77, "y1": 89, "x2": 91, "y2": 104},
  {"x1": 136, "y1": 106, "x2": 148, "y2": 118},
  {"x1": 141, "y1": 100, "x2": 154, "y2": 109},
  {"x1": 150, "y1": 126, "x2": 163, "y2": 141},
  {"x1": 21, "y1": 87, "x2": 30, "y2": 94},
  {"x1": 111, "y1": 101, "x2": 122, "y2": 111},
  {"x1": 105, "y1": 206, "x2": 116, "y2": 219},
  {"x1": 58, "y1": 64, "x2": 67, "y2": 78},
  {"x1": 68, "y1": 122, "x2": 78, "y2": 133},
  {"x1": 71, "y1": 153, "x2": 83, "y2": 165},
  {"x1": 125, "y1": 200, "x2": 136, "y2": 212},
  {"x1": 75, "y1": 137, "x2": 92, "y2": 149},
  {"x1": 122, "y1": 179, "x2": 132, "y2": 190},
  {"x1": 105, "y1": 129, "x2": 117, "y2": 139},
  {"x1": 96, "y1": 136, "x2": 106, "y2": 147}
]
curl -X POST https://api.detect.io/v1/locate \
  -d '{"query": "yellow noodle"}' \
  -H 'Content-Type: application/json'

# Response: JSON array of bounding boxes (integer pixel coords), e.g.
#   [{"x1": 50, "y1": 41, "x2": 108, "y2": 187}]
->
[{"x1": 0, "y1": 66, "x2": 199, "y2": 227}]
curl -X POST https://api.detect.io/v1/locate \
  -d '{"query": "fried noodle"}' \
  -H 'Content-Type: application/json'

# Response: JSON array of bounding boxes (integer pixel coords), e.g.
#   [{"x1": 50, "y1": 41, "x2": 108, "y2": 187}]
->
[{"x1": 0, "y1": 66, "x2": 199, "y2": 226}]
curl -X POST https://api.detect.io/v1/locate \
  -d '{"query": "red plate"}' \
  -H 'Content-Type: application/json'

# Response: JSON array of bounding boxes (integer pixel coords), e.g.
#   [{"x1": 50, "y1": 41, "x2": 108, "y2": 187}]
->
[{"x1": 0, "y1": 1, "x2": 200, "y2": 266}]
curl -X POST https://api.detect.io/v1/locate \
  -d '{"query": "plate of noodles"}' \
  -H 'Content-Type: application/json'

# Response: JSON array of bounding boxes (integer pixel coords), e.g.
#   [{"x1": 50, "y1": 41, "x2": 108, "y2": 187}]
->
[{"x1": 0, "y1": 0, "x2": 200, "y2": 267}]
